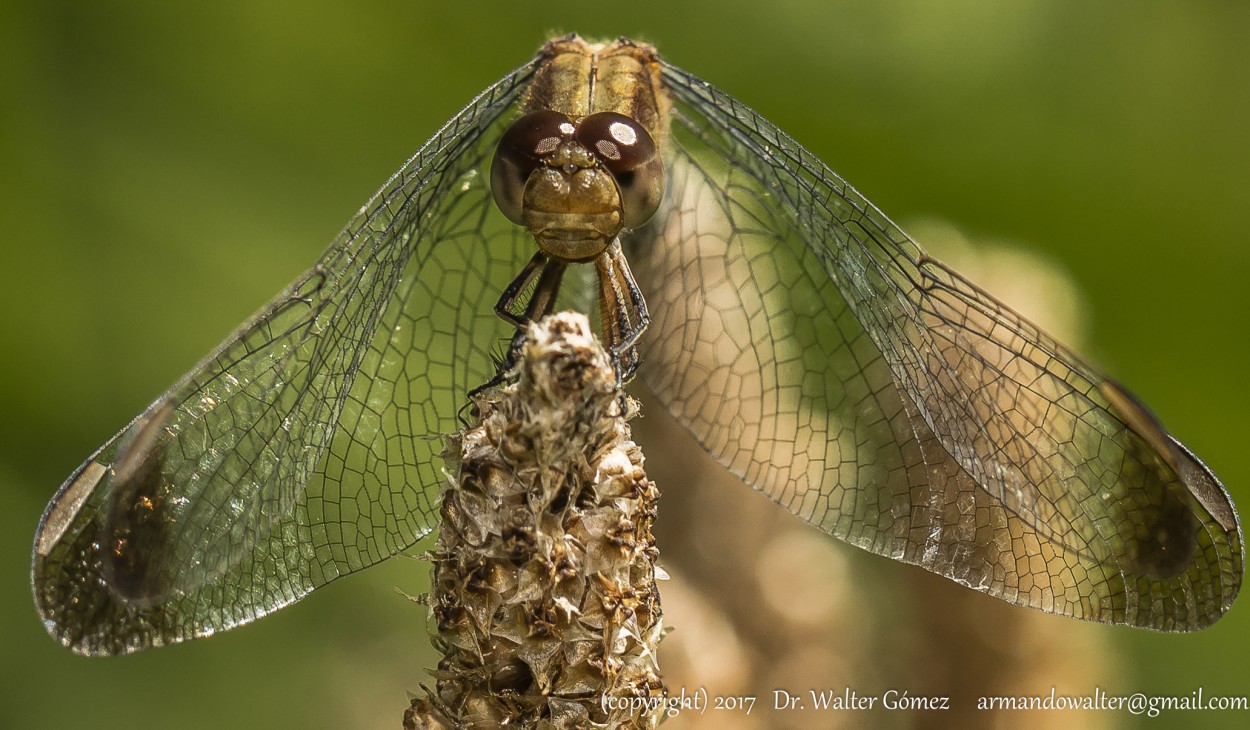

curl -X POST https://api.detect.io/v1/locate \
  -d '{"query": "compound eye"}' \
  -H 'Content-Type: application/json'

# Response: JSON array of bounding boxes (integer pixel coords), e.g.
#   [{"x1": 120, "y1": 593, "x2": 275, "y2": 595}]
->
[
  {"x1": 574, "y1": 112, "x2": 657, "y2": 174},
  {"x1": 576, "y1": 112, "x2": 664, "y2": 228},
  {"x1": 491, "y1": 110, "x2": 574, "y2": 224}
]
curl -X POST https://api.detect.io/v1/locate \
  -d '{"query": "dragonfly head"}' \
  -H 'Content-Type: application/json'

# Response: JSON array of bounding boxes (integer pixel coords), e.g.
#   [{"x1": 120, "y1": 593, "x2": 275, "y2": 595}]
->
[{"x1": 491, "y1": 109, "x2": 664, "y2": 262}]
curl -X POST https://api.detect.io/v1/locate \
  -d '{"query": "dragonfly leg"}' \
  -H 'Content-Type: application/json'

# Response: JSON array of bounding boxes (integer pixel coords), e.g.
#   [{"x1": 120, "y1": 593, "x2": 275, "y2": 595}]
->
[
  {"x1": 595, "y1": 240, "x2": 650, "y2": 384},
  {"x1": 493, "y1": 250, "x2": 547, "y2": 328},
  {"x1": 471, "y1": 254, "x2": 569, "y2": 399}
]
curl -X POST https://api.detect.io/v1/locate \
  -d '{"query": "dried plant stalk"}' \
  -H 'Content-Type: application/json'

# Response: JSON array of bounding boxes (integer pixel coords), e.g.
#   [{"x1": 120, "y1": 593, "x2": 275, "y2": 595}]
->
[{"x1": 406, "y1": 312, "x2": 666, "y2": 730}]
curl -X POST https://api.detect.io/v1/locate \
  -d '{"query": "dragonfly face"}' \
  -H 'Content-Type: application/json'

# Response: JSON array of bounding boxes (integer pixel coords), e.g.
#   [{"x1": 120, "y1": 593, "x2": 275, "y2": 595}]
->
[{"x1": 32, "y1": 34, "x2": 1242, "y2": 657}]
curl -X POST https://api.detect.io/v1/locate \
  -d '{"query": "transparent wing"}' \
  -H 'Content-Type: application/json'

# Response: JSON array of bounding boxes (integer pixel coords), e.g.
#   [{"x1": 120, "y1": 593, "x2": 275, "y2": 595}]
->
[
  {"x1": 630, "y1": 61, "x2": 1242, "y2": 630},
  {"x1": 31, "y1": 56, "x2": 561, "y2": 655}
]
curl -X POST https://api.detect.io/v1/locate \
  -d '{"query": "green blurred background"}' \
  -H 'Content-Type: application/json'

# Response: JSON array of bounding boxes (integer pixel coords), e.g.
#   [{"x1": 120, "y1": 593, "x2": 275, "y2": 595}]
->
[{"x1": 1, "y1": 1, "x2": 1246, "y2": 728}]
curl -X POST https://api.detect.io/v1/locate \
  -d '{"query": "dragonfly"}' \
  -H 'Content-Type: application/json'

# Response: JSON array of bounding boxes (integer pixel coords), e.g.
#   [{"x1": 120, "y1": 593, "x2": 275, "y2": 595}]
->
[{"x1": 33, "y1": 35, "x2": 1242, "y2": 657}]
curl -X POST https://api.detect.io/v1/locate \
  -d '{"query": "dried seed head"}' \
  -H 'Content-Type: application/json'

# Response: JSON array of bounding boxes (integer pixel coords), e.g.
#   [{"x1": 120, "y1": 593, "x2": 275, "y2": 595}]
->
[{"x1": 408, "y1": 313, "x2": 665, "y2": 729}]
